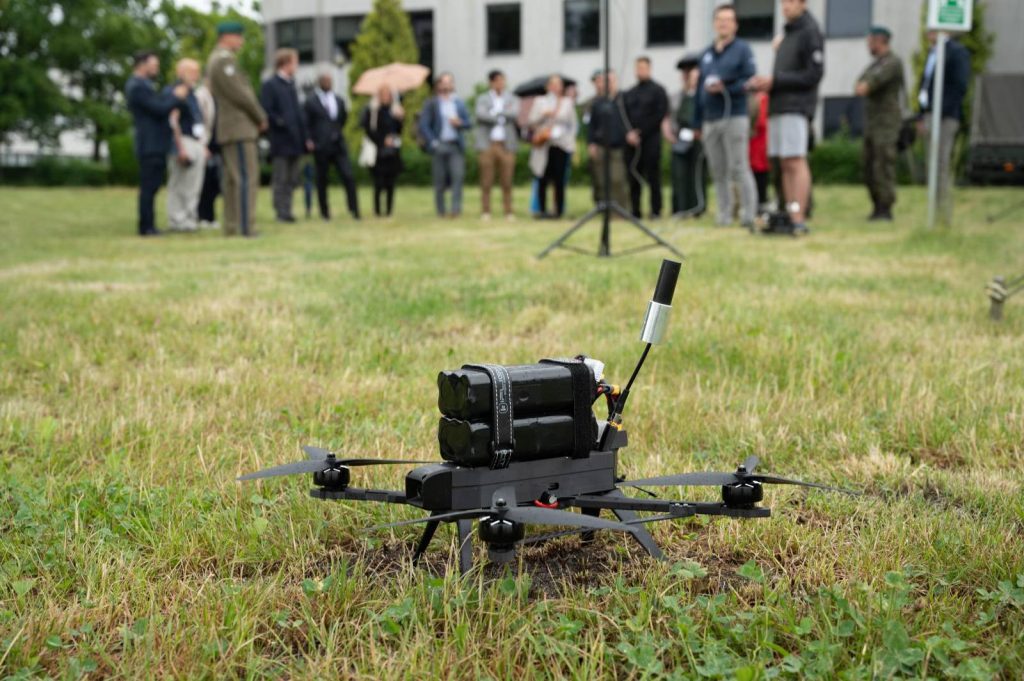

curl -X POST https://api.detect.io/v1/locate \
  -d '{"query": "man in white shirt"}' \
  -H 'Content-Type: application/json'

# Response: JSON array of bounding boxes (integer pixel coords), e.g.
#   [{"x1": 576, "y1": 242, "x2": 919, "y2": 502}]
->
[{"x1": 474, "y1": 70, "x2": 519, "y2": 220}]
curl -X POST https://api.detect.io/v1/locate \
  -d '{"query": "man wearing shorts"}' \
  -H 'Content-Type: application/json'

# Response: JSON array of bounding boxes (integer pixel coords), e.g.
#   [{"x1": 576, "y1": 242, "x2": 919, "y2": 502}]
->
[{"x1": 747, "y1": 0, "x2": 823, "y2": 234}]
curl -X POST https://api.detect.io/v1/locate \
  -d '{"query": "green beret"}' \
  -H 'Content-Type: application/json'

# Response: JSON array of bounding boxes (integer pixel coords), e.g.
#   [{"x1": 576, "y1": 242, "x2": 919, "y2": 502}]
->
[
  {"x1": 868, "y1": 25, "x2": 891, "y2": 39},
  {"x1": 217, "y1": 21, "x2": 245, "y2": 36}
]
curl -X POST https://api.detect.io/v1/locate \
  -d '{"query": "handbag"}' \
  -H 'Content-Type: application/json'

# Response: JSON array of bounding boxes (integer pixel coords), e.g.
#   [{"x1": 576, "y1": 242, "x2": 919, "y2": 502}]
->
[
  {"x1": 531, "y1": 127, "x2": 552, "y2": 148},
  {"x1": 358, "y1": 137, "x2": 377, "y2": 168}
]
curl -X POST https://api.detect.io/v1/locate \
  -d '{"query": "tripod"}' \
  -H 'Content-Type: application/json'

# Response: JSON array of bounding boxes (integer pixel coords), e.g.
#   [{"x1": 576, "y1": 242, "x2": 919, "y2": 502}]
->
[{"x1": 537, "y1": 0, "x2": 683, "y2": 260}]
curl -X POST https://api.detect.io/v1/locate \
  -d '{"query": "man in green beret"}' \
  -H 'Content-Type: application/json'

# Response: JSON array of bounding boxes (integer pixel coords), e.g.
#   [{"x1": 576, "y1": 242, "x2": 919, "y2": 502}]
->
[
  {"x1": 208, "y1": 21, "x2": 268, "y2": 236},
  {"x1": 855, "y1": 25, "x2": 904, "y2": 221}
]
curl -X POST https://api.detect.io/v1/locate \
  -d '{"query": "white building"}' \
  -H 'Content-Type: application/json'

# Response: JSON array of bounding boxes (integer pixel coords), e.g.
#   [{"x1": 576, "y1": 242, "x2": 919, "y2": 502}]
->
[{"x1": 261, "y1": 0, "x2": 1024, "y2": 138}]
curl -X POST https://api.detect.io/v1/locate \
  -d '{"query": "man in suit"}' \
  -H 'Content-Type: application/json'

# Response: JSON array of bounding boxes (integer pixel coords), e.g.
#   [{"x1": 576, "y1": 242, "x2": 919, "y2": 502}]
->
[
  {"x1": 261, "y1": 48, "x2": 311, "y2": 223},
  {"x1": 125, "y1": 50, "x2": 188, "y2": 236},
  {"x1": 304, "y1": 72, "x2": 360, "y2": 221},
  {"x1": 208, "y1": 21, "x2": 267, "y2": 237},
  {"x1": 474, "y1": 70, "x2": 518, "y2": 220},
  {"x1": 918, "y1": 31, "x2": 971, "y2": 226},
  {"x1": 419, "y1": 72, "x2": 471, "y2": 217},
  {"x1": 624, "y1": 57, "x2": 670, "y2": 219}
]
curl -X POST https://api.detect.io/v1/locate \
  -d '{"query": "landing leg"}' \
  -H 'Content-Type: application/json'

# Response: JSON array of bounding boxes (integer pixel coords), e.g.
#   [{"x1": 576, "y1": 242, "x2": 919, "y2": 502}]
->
[
  {"x1": 456, "y1": 519, "x2": 474, "y2": 574},
  {"x1": 606, "y1": 489, "x2": 665, "y2": 560},
  {"x1": 580, "y1": 507, "x2": 600, "y2": 545},
  {"x1": 411, "y1": 519, "x2": 440, "y2": 566}
]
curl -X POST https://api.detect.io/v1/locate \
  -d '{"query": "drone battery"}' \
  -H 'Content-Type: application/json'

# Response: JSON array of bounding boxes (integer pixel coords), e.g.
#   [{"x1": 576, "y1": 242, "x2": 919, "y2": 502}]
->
[
  {"x1": 438, "y1": 414, "x2": 598, "y2": 467},
  {"x1": 437, "y1": 363, "x2": 597, "y2": 421}
]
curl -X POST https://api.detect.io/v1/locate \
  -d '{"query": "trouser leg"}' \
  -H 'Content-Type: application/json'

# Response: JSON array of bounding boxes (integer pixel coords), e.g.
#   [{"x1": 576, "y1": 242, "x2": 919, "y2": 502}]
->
[
  {"x1": 499, "y1": 147, "x2": 515, "y2": 215},
  {"x1": 432, "y1": 148, "x2": 447, "y2": 215},
  {"x1": 624, "y1": 145, "x2": 642, "y2": 217},
  {"x1": 234, "y1": 140, "x2": 259, "y2": 235},
  {"x1": 314, "y1": 153, "x2": 331, "y2": 218},
  {"x1": 137, "y1": 155, "x2": 164, "y2": 234},
  {"x1": 335, "y1": 149, "x2": 360, "y2": 217},
  {"x1": 385, "y1": 175, "x2": 396, "y2": 215},
  {"x1": 166, "y1": 154, "x2": 185, "y2": 229},
  {"x1": 642, "y1": 138, "x2": 663, "y2": 216},
  {"x1": 479, "y1": 145, "x2": 495, "y2": 214},
  {"x1": 545, "y1": 148, "x2": 568, "y2": 216},
  {"x1": 271, "y1": 156, "x2": 291, "y2": 219},
  {"x1": 726, "y1": 117, "x2": 757, "y2": 223},
  {"x1": 450, "y1": 150, "x2": 465, "y2": 215},
  {"x1": 872, "y1": 136, "x2": 897, "y2": 212},
  {"x1": 220, "y1": 142, "x2": 241, "y2": 235},
  {"x1": 704, "y1": 121, "x2": 731, "y2": 224},
  {"x1": 198, "y1": 156, "x2": 220, "y2": 223},
  {"x1": 863, "y1": 136, "x2": 878, "y2": 209},
  {"x1": 591, "y1": 147, "x2": 605, "y2": 205}
]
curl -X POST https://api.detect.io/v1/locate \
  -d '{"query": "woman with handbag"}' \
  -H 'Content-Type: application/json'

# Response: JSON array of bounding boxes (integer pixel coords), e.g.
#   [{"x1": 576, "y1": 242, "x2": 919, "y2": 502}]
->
[
  {"x1": 360, "y1": 86, "x2": 405, "y2": 217},
  {"x1": 528, "y1": 75, "x2": 577, "y2": 219}
]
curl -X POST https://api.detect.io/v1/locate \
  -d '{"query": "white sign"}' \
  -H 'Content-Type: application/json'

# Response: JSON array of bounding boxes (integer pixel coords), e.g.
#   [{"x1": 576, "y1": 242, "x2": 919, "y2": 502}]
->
[{"x1": 927, "y1": 0, "x2": 973, "y2": 32}]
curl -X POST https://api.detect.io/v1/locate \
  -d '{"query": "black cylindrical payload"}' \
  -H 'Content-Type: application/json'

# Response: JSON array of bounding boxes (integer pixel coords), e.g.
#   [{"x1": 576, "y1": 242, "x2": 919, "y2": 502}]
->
[{"x1": 436, "y1": 359, "x2": 601, "y2": 467}]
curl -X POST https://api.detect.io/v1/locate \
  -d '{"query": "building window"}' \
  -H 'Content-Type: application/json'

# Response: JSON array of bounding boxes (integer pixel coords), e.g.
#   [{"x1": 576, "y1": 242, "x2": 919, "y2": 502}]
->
[
  {"x1": 564, "y1": 0, "x2": 599, "y2": 51},
  {"x1": 276, "y1": 19, "x2": 314, "y2": 63},
  {"x1": 735, "y1": 0, "x2": 774, "y2": 41},
  {"x1": 487, "y1": 4, "x2": 521, "y2": 55},
  {"x1": 408, "y1": 10, "x2": 434, "y2": 77},
  {"x1": 823, "y1": 96, "x2": 864, "y2": 138},
  {"x1": 332, "y1": 15, "x2": 365, "y2": 61},
  {"x1": 647, "y1": 0, "x2": 685, "y2": 46},
  {"x1": 827, "y1": 0, "x2": 872, "y2": 38}
]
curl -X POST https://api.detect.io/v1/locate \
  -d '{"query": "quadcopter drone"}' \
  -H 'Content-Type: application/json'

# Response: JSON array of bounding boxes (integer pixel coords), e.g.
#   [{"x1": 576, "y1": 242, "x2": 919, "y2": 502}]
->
[
  {"x1": 240, "y1": 260, "x2": 854, "y2": 572},
  {"x1": 987, "y1": 273, "x2": 1024, "y2": 320}
]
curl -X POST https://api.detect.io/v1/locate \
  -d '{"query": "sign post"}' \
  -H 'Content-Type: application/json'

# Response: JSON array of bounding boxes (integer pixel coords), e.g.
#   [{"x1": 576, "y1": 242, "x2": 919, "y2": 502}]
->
[{"x1": 925, "y1": 0, "x2": 973, "y2": 229}]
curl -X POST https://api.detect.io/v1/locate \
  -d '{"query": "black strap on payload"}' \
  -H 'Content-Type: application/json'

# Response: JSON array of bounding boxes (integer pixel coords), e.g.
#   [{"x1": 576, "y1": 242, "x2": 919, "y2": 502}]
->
[
  {"x1": 540, "y1": 357, "x2": 595, "y2": 459},
  {"x1": 462, "y1": 363, "x2": 515, "y2": 469}
]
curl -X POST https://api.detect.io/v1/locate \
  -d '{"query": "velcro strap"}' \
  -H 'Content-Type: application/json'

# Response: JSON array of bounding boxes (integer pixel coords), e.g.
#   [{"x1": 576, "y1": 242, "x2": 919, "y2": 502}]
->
[
  {"x1": 462, "y1": 363, "x2": 515, "y2": 469},
  {"x1": 540, "y1": 357, "x2": 595, "y2": 459}
]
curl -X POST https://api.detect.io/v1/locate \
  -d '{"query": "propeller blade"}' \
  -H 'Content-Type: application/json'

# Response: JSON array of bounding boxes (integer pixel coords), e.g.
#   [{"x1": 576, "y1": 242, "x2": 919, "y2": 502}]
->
[
  {"x1": 750, "y1": 474, "x2": 859, "y2": 495},
  {"x1": 505, "y1": 506, "x2": 639, "y2": 535},
  {"x1": 366, "y1": 509, "x2": 487, "y2": 532},
  {"x1": 339, "y1": 458, "x2": 436, "y2": 466},
  {"x1": 619, "y1": 471, "x2": 738, "y2": 488},
  {"x1": 237, "y1": 459, "x2": 327, "y2": 480},
  {"x1": 303, "y1": 445, "x2": 332, "y2": 460},
  {"x1": 742, "y1": 455, "x2": 760, "y2": 474}
]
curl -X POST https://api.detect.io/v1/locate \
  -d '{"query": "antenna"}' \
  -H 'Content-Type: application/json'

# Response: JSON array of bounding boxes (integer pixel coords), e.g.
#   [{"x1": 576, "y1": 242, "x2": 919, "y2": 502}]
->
[{"x1": 600, "y1": 259, "x2": 681, "y2": 447}]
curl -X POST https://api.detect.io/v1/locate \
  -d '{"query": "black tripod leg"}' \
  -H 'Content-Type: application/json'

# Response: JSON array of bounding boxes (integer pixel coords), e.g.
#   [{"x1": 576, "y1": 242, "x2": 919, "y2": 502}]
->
[
  {"x1": 608, "y1": 202, "x2": 685, "y2": 259},
  {"x1": 411, "y1": 519, "x2": 440, "y2": 566},
  {"x1": 537, "y1": 205, "x2": 604, "y2": 259},
  {"x1": 456, "y1": 519, "x2": 474, "y2": 574},
  {"x1": 580, "y1": 507, "x2": 601, "y2": 545}
]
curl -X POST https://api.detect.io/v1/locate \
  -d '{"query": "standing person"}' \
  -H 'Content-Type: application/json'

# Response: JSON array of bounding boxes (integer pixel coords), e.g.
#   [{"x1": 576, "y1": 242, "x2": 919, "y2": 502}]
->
[
  {"x1": 260, "y1": 48, "x2": 310, "y2": 223},
  {"x1": 528, "y1": 75, "x2": 577, "y2": 219},
  {"x1": 693, "y1": 5, "x2": 758, "y2": 228},
  {"x1": 361, "y1": 86, "x2": 405, "y2": 218},
  {"x1": 917, "y1": 30, "x2": 970, "y2": 226},
  {"x1": 624, "y1": 57, "x2": 669, "y2": 219},
  {"x1": 419, "y1": 73, "x2": 470, "y2": 218},
  {"x1": 195, "y1": 77, "x2": 221, "y2": 230},
  {"x1": 305, "y1": 72, "x2": 361, "y2": 222},
  {"x1": 587, "y1": 69, "x2": 631, "y2": 210},
  {"x1": 475, "y1": 70, "x2": 518, "y2": 221},
  {"x1": 125, "y1": 51, "x2": 187, "y2": 237},
  {"x1": 663, "y1": 56, "x2": 704, "y2": 216},
  {"x1": 748, "y1": 91, "x2": 770, "y2": 212},
  {"x1": 856, "y1": 26, "x2": 905, "y2": 221},
  {"x1": 164, "y1": 59, "x2": 206, "y2": 232},
  {"x1": 208, "y1": 21, "x2": 267, "y2": 237},
  {"x1": 747, "y1": 0, "x2": 824, "y2": 235}
]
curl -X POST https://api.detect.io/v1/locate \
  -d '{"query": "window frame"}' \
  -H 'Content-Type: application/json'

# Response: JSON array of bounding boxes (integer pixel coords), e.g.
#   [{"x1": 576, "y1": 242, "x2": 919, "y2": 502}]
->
[
  {"x1": 275, "y1": 18, "x2": 315, "y2": 63},
  {"x1": 331, "y1": 14, "x2": 365, "y2": 62},
  {"x1": 486, "y1": 2, "x2": 522, "y2": 56},
  {"x1": 646, "y1": 0, "x2": 686, "y2": 47},
  {"x1": 734, "y1": 0, "x2": 775, "y2": 42},
  {"x1": 563, "y1": 0, "x2": 600, "y2": 52},
  {"x1": 826, "y1": 0, "x2": 873, "y2": 38}
]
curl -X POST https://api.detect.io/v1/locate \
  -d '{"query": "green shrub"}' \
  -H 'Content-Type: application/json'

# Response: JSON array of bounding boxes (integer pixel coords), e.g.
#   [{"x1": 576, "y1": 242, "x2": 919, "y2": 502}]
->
[
  {"x1": 1, "y1": 157, "x2": 109, "y2": 187},
  {"x1": 107, "y1": 133, "x2": 138, "y2": 186},
  {"x1": 810, "y1": 135, "x2": 863, "y2": 185}
]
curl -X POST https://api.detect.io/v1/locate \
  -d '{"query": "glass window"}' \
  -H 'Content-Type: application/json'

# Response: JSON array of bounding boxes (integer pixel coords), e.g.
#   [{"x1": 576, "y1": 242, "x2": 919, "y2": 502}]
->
[
  {"x1": 735, "y1": 0, "x2": 774, "y2": 41},
  {"x1": 564, "y1": 0, "x2": 599, "y2": 51},
  {"x1": 827, "y1": 0, "x2": 872, "y2": 38},
  {"x1": 487, "y1": 4, "x2": 521, "y2": 55},
  {"x1": 647, "y1": 0, "x2": 685, "y2": 46},
  {"x1": 408, "y1": 10, "x2": 434, "y2": 76},
  {"x1": 276, "y1": 19, "x2": 315, "y2": 63},
  {"x1": 332, "y1": 15, "x2": 365, "y2": 61},
  {"x1": 823, "y1": 96, "x2": 864, "y2": 138}
]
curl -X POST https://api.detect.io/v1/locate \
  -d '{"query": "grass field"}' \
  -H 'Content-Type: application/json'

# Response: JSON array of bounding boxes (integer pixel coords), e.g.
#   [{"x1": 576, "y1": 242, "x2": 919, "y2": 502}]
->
[{"x1": 1, "y1": 183, "x2": 1023, "y2": 679}]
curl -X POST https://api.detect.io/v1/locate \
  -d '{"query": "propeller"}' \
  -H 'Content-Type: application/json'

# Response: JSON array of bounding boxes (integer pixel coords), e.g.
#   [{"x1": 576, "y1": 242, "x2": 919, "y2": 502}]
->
[
  {"x1": 237, "y1": 445, "x2": 434, "y2": 481},
  {"x1": 368, "y1": 486, "x2": 642, "y2": 537},
  {"x1": 619, "y1": 455, "x2": 858, "y2": 495}
]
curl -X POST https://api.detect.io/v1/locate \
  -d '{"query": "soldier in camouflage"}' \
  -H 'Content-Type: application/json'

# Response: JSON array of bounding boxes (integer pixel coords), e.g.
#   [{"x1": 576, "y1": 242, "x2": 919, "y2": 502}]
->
[
  {"x1": 855, "y1": 26, "x2": 905, "y2": 221},
  {"x1": 208, "y1": 21, "x2": 267, "y2": 237}
]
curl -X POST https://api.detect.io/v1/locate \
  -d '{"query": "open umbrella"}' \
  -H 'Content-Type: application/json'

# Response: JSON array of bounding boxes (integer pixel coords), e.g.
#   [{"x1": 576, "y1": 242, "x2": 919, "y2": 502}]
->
[
  {"x1": 514, "y1": 74, "x2": 578, "y2": 98},
  {"x1": 352, "y1": 62, "x2": 430, "y2": 96}
]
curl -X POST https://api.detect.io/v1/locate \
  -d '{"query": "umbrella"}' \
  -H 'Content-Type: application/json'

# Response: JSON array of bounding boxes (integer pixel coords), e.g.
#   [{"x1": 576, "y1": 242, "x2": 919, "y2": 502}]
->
[
  {"x1": 514, "y1": 74, "x2": 578, "y2": 98},
  {"x1": 352, "y1": 62, "x2": 430, "y2": 96}
]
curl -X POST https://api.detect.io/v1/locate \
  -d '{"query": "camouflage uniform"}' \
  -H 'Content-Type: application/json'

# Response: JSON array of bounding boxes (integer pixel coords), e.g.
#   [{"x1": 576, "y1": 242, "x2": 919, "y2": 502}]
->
[
  {"x1": 208, "y1": 46, "x2": 266, "y2": 236},
  {"x1": 859, "y1": 51, "x2": 904, "y2": 215}
]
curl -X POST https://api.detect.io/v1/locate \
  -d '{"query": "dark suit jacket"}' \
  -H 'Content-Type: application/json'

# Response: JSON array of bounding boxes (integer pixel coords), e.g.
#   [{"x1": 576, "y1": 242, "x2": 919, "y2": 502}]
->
[
  {"x1": 126, "y1": 76, "x2": 181, "y2": 157},
  {"x1": 260, "y1": 74, "x2": 308, "y2": 158},
  {"x1": 304, "y1": 91, "x2": 349, "y2": 154},
  {"x1": 919, "y1": 39, "x2": 971, "y2": 122}
]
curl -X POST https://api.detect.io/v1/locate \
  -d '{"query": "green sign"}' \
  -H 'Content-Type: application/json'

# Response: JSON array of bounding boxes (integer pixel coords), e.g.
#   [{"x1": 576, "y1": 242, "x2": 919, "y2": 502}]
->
[{"x1": 928, "y1": 0, "x2": 973, "y2": 31}]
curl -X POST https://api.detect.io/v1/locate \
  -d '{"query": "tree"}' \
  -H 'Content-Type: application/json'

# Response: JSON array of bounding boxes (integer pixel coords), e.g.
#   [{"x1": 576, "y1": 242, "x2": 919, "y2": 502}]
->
[{"x1": 344, "y1": 0, "x2": 428, "y2": 151}]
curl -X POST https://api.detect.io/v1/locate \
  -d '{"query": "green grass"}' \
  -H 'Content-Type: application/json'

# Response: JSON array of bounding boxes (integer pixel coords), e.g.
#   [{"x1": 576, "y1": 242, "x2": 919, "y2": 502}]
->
[{"x1": 1, "y1": 183, "x2": 1023, "y2": 679}]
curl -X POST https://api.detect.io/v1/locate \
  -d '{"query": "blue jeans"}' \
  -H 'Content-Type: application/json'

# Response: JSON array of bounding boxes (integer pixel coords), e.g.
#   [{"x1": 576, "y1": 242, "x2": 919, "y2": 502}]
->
[{"x1": 431, "y1": 141, "x2": 465, "y2": 216}]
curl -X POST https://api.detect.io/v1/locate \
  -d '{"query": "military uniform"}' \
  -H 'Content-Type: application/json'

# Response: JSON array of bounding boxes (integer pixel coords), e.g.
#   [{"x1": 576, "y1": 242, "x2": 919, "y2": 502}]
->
[
  {"x1": 859, "y1": 50, "x2": 904, "y2": 217},
  {"x1": 208, "y1": 45, "x2": 266, "y2": 236}
]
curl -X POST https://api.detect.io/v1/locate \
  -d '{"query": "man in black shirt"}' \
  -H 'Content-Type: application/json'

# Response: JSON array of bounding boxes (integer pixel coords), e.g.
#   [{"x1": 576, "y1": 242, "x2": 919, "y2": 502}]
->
[
  {"x1": 624, "y1": 57, "x2": 669, "y2": 219},
  {"x1": 305, "y1": 72, "x2": 360, "y2": 221}
]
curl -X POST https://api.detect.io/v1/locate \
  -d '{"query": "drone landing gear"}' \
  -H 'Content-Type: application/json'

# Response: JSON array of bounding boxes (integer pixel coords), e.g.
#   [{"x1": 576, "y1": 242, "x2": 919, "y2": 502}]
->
[
  {"x1": 577, "y1": 490, "x2": 664, "y2": 559},
  {"x1": 409, "y1": 516, "x2": 477, "y2": 574}
]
